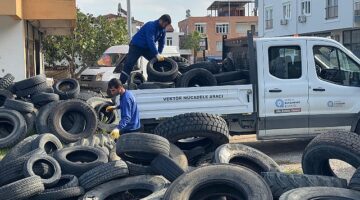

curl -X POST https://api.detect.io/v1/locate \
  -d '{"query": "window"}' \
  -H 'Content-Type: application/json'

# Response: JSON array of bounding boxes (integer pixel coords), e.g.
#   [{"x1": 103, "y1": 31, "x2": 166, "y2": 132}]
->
[
  {"x1": 195, "y1": 23, "x2": 206, "y2": 33},
  {"x1": 166, "y1": 37, "x2": 173, "y2": 46},
  {"x1": 326, "y1": 0, "x2": 338, "y2": 19},
  {"x1": 313, "y1": 46, "x2": 360, "y2": 86},
  {"x1": 269, "y1": 46, "x2": 302, "y2": 79},
  {"x1": 343, "y1": 30, "x2": 360, "y2": 58},
  {"x1": 216, "y1": 41, "x2": 223, "y2": 52},
  {"x1": 301, "y1": 0, "x2": 311, "y2": 15},
  {"x1": 216, "y1": 23, "x2": 229, "y2": 34},
  {"x1": 265, "y1": 7, "x2": 273, "y2": 30},
  {"x1": 283, "y1": 2, "x2": 291, "y2": 19}
]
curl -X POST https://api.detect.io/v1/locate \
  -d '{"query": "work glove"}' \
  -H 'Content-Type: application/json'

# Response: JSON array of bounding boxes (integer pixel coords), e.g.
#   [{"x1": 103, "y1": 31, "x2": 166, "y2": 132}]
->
[
  {"x1": 156, "y1": 54, "x2": 165, "y2": 62},
  {"x1": 110, "y1": 129, "x2": 120, "y2": 140},
  {"x1": 106, "y1": 106, "x2": 116, "y2": 112}
]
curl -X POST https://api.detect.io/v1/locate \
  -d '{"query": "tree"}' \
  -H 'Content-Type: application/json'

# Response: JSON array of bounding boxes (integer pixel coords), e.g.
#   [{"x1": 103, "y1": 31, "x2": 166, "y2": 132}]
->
[
  {"x1": 43, "y1": 10, "x2": 129, "y2": 78},
  {"x1": 183, "y1": 31, "x2": 201, "y2": 63}
]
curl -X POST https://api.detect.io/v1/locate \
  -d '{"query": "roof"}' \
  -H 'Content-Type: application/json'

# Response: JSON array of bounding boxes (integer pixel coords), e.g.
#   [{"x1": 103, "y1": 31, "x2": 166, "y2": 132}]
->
[
  {"x1": 103, "y1": 14, "x2": 144, "y2": 25},
  {"x1": 208, "y1": 0, "x2": 255, "y2": 10},
  {"x1": 104, "y1": 45, "x2": 129, "y2": 54},
  {"x1": 166, "y1": 24, "x2": 174, "y2": 32}
]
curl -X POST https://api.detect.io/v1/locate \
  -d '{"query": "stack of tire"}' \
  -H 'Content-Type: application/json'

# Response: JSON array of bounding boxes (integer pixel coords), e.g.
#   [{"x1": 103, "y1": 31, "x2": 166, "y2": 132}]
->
[{"x1": 134, "y1": 56, "x2": 250, "y2": 90}]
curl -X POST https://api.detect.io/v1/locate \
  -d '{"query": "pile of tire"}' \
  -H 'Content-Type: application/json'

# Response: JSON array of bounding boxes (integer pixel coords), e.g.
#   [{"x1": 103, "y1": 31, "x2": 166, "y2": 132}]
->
[{"x1": 131, "y1": 56, "x2": 250, "y2": 90}]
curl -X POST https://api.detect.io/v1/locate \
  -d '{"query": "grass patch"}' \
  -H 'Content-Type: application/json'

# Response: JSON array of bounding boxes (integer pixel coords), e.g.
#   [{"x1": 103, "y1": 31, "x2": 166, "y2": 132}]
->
[{"x1": 0, "y1": 148, "x2": 9, "y2": 160}]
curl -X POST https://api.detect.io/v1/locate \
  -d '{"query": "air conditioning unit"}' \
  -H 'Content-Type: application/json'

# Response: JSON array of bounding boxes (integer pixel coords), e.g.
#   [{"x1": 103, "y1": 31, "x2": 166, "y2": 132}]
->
[
  {"x1": 298, "y1": 15, "x2": 307, "y2": 23},
  {"x1": 280, "y1": 19, "x2": 288, "y2": 25}
]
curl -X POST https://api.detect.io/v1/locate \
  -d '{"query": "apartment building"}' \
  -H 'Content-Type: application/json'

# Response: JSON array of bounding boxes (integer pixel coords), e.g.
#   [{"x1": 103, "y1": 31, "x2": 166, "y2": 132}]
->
[
  {"x1": 258, "y1": 0, "x2": 360, "y2": 57},
  {"x1": 0, "y1": 0, "x2": 76, "y2": 80},
  {"x1": 178, "y1": 0, "x2": 258, "y2": 60}
]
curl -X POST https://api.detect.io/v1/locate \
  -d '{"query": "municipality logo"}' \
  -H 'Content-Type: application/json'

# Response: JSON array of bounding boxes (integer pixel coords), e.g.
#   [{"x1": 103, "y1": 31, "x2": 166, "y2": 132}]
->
[{"x1": 275, "y1": 99, "x2": 285, "y2": 108}]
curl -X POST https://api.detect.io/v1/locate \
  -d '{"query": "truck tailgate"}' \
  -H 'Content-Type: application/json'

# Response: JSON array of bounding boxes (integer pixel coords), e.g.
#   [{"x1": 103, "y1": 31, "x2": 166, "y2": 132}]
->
[{"x1": 132, "y1": 85, "x2": 254, "y2": 119}]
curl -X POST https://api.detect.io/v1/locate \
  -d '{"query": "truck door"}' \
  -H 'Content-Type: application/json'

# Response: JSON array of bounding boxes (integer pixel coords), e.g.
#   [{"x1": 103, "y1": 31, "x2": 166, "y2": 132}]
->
[
  {"x1": 307, "y1": 41, "x2": 360, "y2": 134},
  {"x1": 262, "y1": 41, "x2": 309, "y2": 137}
]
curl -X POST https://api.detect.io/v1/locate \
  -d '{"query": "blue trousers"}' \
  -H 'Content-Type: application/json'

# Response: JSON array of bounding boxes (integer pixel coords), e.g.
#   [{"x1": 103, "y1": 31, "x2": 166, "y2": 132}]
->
[{"x1": 120, "y1": 44, "x2": 155, "y2": 84}]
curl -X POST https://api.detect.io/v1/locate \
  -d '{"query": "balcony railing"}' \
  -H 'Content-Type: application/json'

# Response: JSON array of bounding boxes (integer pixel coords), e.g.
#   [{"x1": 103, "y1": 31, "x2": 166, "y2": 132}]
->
[
  {"x1": 265, "y1": 19, "x2": 273, "y2": 30},
  {"x1": 326, "y1": 5, "x2": 338, "y2": 19}
]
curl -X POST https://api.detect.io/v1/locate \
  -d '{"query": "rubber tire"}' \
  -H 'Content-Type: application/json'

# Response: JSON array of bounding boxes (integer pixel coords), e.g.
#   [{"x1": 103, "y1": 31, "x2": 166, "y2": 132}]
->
[
  {"x1": 169, "y1": 143, "x2": 188, "y2": 170},
  {"x1": 126, "y1": 161, "x2": 155, "y2": 176},
  {"x1": 184, "y1": 62, "x2": 220, "y2": 74},
  {"x1": 116, "y1": 133, "x2": 170, "y2": 164},
  {"x1": 66, "y1": 134, "x2": 116, "y2": 157},
  {"x1": 154, "y1": 113, "x2": 229, "y2": 152},
  {"x1": 79, "y1": 161, "x2": 129, "y2": 190},
  {"x1": 53, "y1": 146, "x2": 109, "y2": 177},
  {"x1": 0, "y1": 89, "x2": 14, "y2": 107},
  {"x1": 53, "y1": 78, "x2": 80, "y2": 100},
  {"x1": 279, "y1": 187, "x2": 360, "y2": 200},
  {"x1": 0, "y1": 74, "x2": 15, "y2": 90},
  {"x1": 14, "y1": 75, "x2": 46, "y2": 90},
  {"x1": 214, "y1": 143, "x2": 280, "y2": 174},
  {"x1": 0, "y1": 109, "x2": 28, "y2": 149},
  {"x1": 48, "y1": 100, "x2": 98, "y2": 143},
  {"x1": 4, "y1": 99, "x2": 34, "y2": 113},
  {"x1": 262, "y1": 172, "x2": 348, "y2": 198},
  {"x1": 30, "y1": 186, "x2": 84, "y2": 200},
  {"x1": 130, "y1": 71, "x2": 146, "y2": 86},
  {"x1": 177, "y1": 68, "x2": 217, "y2": 88},
  {"x1": 151, "y1": 154, "x2": 185, "y2": 182},
  {"x1": 349, "y1": 167, "x2": 360, "y2": 191},
  {"x1": 302, "y1": 131, "x2": 360, "y2": 177},
  {"x1": 23, "y1": 154, "x2": 62, "y2": 187},
  {"x1": 35, "y1": 101, "x2": 60, "y2": 135},
  {"x1": 147, "y1": 57, "x2": 179, "y2": 82},
  {"x1": 31, "y1": 133, "x2": 63, "y2": 155},
  {"x1": 163, "y1": 164, "x2": 273, "y2": 200},
  {"x1": 222, "y1": 57, "x2": 235, "y2": 72},
  {"x1": 138, "y1": 82, "x2": 175, "y2": 90},
  {"x1": 77, "y1": 90, "x2": 101, "y2": 102},
  {"x1": 0, "y1": 149, "x2": 45, "y2": 186},
  {"x1": 95, "y1": 101, "x2": 118, "y2": 133},
  {"x1": 80, "y1": 175, "x2": 170, "y2": 200},
  {"x1": 23, "y1": 111, "x2": 36, "y2": 135},
  {"x1": 0, "y1": 135, "x2": 39, "y2": 165},
  {"x1": 214, "y1": 71, "x2": 249, "y2": 83},
  {"x1": 0, "y1": 176, "x2": 44, "y2": 200},
  {"x1": 169, "y1": 56, "x2": 189, "y2": 63},
  {"x1": 31, "y1": 93, "x2": 59, "y2": 107},
  {"x1": 47, "y1": 175, "x2": 79, "y2": 190},
  {"x1": 16, "y1": 82, "x2": 48, "y2": 98}
]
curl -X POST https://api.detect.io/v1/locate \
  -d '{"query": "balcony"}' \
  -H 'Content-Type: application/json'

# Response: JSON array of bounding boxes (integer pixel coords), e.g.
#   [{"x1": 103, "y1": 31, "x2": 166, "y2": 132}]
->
[
  {"x1": 325, "y1": 5, "x2": 338, "y2": 20},
  {"x1": 355, "y1": 2, "x2": 360, "y2": 22}
]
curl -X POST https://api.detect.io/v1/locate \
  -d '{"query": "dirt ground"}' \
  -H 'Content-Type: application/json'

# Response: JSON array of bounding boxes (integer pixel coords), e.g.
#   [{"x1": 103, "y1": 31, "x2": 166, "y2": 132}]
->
[{"x1": 231, "y1": 135, "x2": 356, "y2": 181}]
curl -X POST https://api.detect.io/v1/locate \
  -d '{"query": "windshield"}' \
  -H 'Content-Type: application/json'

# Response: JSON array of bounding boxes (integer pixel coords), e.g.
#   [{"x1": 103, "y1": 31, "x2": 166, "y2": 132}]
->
[{"x1": 95, "y1": 53, "x2": 125, "y2": 67}]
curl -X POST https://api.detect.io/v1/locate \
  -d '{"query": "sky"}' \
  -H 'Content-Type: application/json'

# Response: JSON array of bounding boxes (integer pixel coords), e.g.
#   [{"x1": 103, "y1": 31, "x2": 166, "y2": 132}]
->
[{"x1": 77, "y1": 0, "x2": 216, "y2": 30}]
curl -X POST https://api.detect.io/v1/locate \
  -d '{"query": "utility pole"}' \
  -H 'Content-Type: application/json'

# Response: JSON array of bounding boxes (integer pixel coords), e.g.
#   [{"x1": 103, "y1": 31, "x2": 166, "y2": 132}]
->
[{"x1": 127, "y1": 0, "x2": 132, "y2": 38}]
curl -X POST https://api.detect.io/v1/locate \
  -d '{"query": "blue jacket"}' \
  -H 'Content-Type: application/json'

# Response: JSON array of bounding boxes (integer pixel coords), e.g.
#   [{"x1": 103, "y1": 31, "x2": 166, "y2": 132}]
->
[
  {"x1": 131, "y1": 20, "x2": 166, "y2": 58},
  {"x1": 116, "y1": 90, "x2": 141, "y2": 133}
]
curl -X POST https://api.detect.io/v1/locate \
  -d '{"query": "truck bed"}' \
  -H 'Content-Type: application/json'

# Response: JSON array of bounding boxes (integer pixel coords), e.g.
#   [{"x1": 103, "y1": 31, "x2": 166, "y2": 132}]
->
[{"x1": 132, "y1": 85, "x2": 254, "y2": 119}]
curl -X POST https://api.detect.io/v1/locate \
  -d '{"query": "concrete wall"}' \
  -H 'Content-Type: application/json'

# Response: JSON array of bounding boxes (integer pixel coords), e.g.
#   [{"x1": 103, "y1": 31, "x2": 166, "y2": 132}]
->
[
  {"x1": 165, "y1": 32, "x2": 184, "y2": 47},
  {"x1": 0, "y1": 16, "x2": 26, "y2": 80},
  {"x1": 259, "y1": 0, "x2": 358, "y2": 37}
]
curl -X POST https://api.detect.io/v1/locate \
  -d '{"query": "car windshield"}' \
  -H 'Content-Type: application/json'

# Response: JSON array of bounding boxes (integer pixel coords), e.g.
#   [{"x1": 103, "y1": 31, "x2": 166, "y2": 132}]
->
[{"x1": 95, "y1": 53, "x2": 125, "y2": 67}]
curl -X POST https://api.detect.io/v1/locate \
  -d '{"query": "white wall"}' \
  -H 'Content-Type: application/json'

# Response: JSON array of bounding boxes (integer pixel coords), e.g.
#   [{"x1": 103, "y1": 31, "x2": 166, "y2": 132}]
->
[
  {"x1": 165, "y1": 32, "x2": 184, "y2": 47},
  {"x1": 259, "y1": 0, "x2": 357, "y2": 37},
  {"x1": 0, "y1": 16, "x2": 26, "y2": 81}
]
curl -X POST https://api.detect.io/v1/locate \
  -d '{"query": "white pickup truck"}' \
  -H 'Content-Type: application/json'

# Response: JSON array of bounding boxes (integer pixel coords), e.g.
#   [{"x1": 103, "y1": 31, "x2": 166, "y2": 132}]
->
[{"x1": 133, "y1": 33, "x2": 360, "y2": 140}]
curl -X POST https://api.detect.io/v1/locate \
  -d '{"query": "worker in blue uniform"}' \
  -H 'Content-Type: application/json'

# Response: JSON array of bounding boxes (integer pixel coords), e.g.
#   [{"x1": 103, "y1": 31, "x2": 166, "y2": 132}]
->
[
  {"x1": 120, "y1": 14, "x2": 172, "y2": 84},
  {"x1": 106, "y1": 78, "x2": 140, "y2": 139}
]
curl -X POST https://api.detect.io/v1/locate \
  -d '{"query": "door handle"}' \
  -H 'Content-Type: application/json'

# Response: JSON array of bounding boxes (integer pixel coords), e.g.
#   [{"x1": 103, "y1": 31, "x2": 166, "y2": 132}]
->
[
  {"x1": 269, "y1": 89, "x2": 282, "y2": 93},
  {"x1": 313, "y1": 88, "x2": 326, "y2": 92}
]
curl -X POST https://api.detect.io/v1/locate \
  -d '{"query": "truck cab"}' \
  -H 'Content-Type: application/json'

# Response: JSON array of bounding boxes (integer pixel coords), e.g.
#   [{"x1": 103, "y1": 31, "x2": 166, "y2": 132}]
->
[
  {"x1": 79, "y1": 45, "x2": 181, "y2": 93},
  {"x1": 132, "y1": 34, "x2": 360, "y2": 140}
]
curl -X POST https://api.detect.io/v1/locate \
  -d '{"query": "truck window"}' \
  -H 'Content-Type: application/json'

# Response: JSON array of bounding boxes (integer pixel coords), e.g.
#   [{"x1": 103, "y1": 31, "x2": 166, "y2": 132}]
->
[
  {"x1": 268, "y1": 46, "x2": 302, "y2": 79},
  {"x1": 96, "y1": 53, "x2": 124, "y2": 68},
  {"x1": 313, "y1": 46, "x2": 360, "y2": 86}
]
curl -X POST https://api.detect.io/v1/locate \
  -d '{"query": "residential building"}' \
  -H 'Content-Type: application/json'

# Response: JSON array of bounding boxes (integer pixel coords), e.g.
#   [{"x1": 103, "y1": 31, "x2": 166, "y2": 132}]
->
[
  {"x1": 178, "y1": 0, "x2": 258, "y2": 60},
  {"x1": 258, "y1": 0, "x2": 360, "y2": 57},
  {"x1": 0, "y1": 0, "x2": 76, "y2": 80}
]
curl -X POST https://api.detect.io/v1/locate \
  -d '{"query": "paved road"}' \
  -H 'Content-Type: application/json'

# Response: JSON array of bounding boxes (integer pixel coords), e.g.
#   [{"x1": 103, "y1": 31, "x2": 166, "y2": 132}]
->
[{"x1": 230, "y1": 135, "x2": 355, "y2": 181}]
